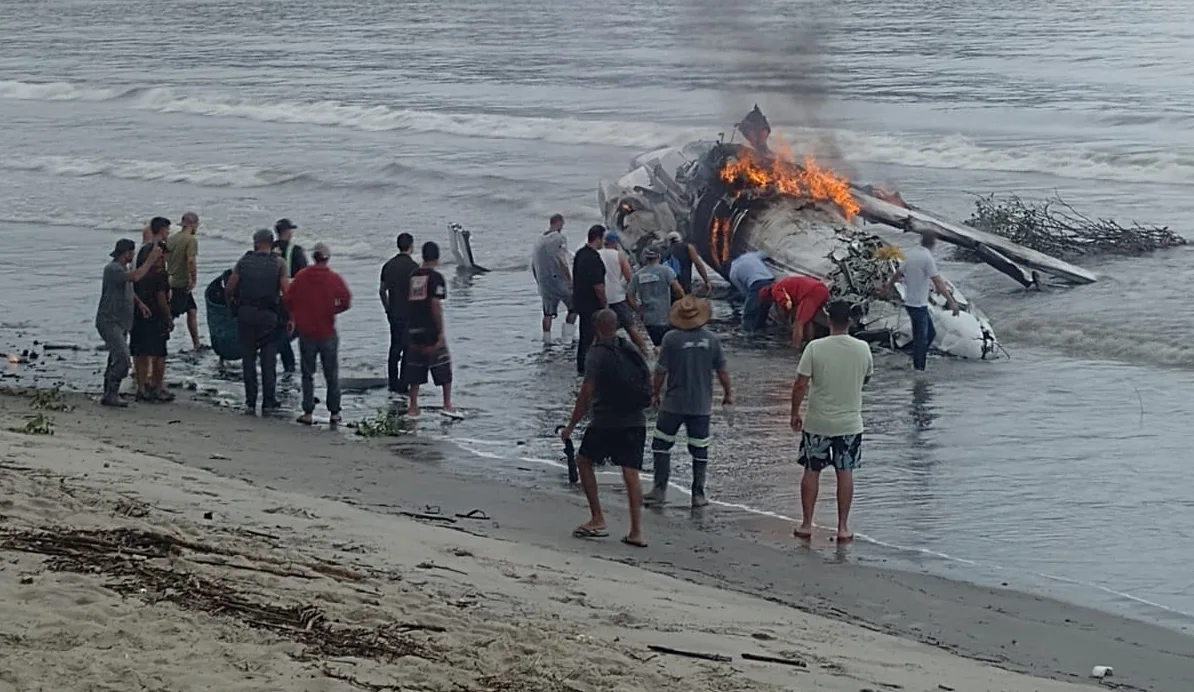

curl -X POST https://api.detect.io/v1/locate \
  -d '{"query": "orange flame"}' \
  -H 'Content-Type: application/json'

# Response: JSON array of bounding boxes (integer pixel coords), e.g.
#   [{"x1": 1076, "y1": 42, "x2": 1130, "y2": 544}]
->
[
  {"x1": 718, "y1": 150, "x2": 860, "y2": 220},
  {"x1": 710, "y1": 217, "x2": 732, "y2": 266}
]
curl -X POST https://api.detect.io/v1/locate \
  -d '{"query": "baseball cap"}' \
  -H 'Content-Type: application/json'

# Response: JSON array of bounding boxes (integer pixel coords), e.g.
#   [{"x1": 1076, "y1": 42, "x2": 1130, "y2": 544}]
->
[
  {"x1": 604, "y1": 230, "x2": 619, "y2": 244},
  {"x1": 666, "y1": 231, "x2": 682, "y2": 242},
  {"x1": 110, "y1": 238, "x2": 136, "y2": 258},
  {"x1": 312, "y1": 241, "x2": 331, "y2": 261},
  {"x1": 252, "y1": 228, "x2": 274, "y2": 245},
  {"x1": 274, "y1": 218, "x2": 297, "y2": 232},
  {"x1": 643, "y1": 247, "x2": 660, "y2": 260}
]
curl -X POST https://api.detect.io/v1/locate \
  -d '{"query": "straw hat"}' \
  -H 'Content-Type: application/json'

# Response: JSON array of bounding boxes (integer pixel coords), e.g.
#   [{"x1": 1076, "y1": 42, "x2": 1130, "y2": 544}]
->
[{"x1": 670, "y1": 295, "x2": 712, "y2": 330}]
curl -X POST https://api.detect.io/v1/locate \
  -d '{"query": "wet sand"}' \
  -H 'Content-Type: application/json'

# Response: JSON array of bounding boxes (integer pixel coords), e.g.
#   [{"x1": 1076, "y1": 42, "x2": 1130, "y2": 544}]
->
[{"x1": 0, "y1": 388, "x2": 1189, "y2": 690}]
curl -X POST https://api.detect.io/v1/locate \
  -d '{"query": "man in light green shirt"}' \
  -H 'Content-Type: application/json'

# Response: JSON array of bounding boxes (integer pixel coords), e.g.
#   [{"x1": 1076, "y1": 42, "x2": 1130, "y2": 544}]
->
[
  {"x1": 165, "y1": 211, "x2": 204, "y2": 350},
  {"x1": 789, "y1": 300, "x2": 873, "y2": 543}
]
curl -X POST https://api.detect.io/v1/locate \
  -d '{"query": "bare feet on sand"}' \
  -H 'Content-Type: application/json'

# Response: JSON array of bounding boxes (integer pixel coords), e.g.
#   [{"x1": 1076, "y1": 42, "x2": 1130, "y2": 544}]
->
[
  {"x1": 794, "y1": 525, "x2": 813, "y2": 540},
  {"x1": 836, "y1": 530, "x2": 854, "y2": 543}
]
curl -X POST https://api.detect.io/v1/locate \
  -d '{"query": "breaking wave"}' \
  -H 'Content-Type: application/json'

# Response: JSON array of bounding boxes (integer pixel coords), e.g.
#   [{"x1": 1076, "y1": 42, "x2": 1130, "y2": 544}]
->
[
  {"x1": 5, "y1": 79, "x2": 1194, "y2": 185},
  {"x1": 2, "y1": 155, "x2": 311, "y2": 188}
]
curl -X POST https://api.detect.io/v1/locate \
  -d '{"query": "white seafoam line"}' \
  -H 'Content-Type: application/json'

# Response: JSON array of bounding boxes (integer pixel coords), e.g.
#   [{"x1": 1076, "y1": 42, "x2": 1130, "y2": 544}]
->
[{"x1": 451, "y1": 437, "x2": 1193, "y2": 621}]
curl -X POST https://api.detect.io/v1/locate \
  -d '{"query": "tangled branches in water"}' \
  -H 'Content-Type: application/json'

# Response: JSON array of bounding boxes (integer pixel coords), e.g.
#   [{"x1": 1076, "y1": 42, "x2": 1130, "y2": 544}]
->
[{"x1": 956, "y1": 193, "x2": 1186, "y2": 262}]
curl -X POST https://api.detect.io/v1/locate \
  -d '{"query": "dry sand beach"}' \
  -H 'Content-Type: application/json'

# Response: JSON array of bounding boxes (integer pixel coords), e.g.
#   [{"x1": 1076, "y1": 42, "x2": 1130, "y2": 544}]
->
[{"x1": 0, "y1": 390, "x2": 1187, "y2": 691}]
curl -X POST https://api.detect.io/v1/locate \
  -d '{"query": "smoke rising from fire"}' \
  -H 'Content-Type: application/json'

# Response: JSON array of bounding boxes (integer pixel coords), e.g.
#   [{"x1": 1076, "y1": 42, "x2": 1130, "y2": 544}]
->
[{"x1": 676, "y1": 0, "x2": 847, "y2": 172}]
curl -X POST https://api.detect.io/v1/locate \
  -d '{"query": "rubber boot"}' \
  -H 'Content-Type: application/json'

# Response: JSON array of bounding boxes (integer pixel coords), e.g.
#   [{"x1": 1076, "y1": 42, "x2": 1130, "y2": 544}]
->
[{"x1": 691, "y1": 460, "x2": 709, "y2": 508}]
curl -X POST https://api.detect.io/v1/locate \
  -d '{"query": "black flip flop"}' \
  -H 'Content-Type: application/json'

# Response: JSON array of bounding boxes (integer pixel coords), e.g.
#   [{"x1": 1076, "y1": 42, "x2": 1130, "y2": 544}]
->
[{"x1": 621, "y1": 536, "x2": 648, "y2": 548}]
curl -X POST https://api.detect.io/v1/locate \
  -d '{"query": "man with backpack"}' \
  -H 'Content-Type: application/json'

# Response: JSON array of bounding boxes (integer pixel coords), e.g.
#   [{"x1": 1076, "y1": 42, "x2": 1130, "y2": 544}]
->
[{"x1": 560, "y1": 308, "x2": 651, "y2": 548}]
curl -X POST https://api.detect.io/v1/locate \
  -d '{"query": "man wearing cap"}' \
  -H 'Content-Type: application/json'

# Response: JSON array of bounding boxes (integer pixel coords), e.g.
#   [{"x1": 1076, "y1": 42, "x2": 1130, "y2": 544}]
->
[
  {"x1": 380, "y1": 232, "x2": 418, "y2": 393},
  {"x1": 96, "y1": 238, "x2": 162, "y2": 407},
  {"x1": 272, "y1": 218, "x2": 307, "y2": 373},
  {"x1": 284, "y1": 242, "x2": 351, "y2": 426},
  {"x1": 662, "y1": 231, "x2": 710, "y2": 295},
  {"x1": 646, "y1": 296, "x2": 732, "y2": 508},
  {"x1": 727, "y1": 250, "x2": 775, "y2": 335},
  {"x1": 769, "y1": 275, "x2": 831, "y2": 350},
  {"x1": 790, "y1": 300, "x2": 873, "y2": 543},
  {"x1": 627, "y1": 246, "x2": 683, "y2": 350},
  {"x1": 226, "y1": 229, "x2": 290, "y2": 412},
  {"x1": 599, "y1": 231, "x2": 648, "y2": 356},
  {"x1": 165, "y1": 211, "x2": 204, "y2": 351}
]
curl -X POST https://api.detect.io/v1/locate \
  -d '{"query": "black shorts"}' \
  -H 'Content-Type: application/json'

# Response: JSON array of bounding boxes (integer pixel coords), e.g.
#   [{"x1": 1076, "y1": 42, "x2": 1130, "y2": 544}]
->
[
  {"x1": 610, "y1": 301, "x2": 636, "y2": 330},
  {"x1": 403, "y1": 343, "x2": 452, "y2": 386},
  {"x1": 578, "y1": 426, "x2": 646, "y2": 470},
  {"x1": 645, "y1": 324, "x2": 670, "y2": 347},
  {"x1": 129, "y1": 319, "x2": 168, "y2": 358},
  {"x1": 169, "y1": 287, "x2": 197, "y2": 317}
]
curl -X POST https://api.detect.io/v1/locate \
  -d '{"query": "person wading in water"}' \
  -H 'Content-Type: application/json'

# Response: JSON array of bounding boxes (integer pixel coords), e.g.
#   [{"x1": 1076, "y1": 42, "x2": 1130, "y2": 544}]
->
[
  {"x1": 165, "y1": 211, "x2": 205, "y2": 351},
  {"x1": 662, "y1": 231, "x2": 710, "y2": 296},
  {"x1": 570, "y1": 225, "x2": 609, "y2": 375},
  {"x1": 226, "y1": 228, "x2": 289, "y2": 413},
  {"x1": 272, "y1": 218, "x2": 307, "y2": 374},
  {"x1": 646, "y1": 296, "x2": 732, "y2": 508},
  {"x1": 531, "y1": 214, "x2": 577, "y2": 344},
  {"x1": 380, "y1": 232, "x2": 418, "y2": 394}
]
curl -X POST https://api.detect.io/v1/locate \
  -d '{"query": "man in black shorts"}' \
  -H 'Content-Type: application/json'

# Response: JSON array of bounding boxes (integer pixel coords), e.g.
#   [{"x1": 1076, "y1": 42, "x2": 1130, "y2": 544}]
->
[
  {"x1": 560, "y1": 309, "x2": 649, "y2": 548},
  {"x1": 403, "y1": 241, "x2": 463, "y2": 420}
]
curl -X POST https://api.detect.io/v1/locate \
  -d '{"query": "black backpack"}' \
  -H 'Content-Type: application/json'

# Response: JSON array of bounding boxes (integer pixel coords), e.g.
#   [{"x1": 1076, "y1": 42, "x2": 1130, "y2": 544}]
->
[{"x1": 594, "y1": 338, "x2": 652, "y2": 412}]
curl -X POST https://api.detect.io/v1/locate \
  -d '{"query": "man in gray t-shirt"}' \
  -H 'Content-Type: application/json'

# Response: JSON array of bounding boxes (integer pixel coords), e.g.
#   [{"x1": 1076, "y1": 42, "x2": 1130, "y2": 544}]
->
[
  {"x1": 530, "y1": 214, "x2": 577, "y2": 343},
  {"x1": 96, "y1": 238, "x2": 160, "y2": 406},
  {"x1": 647, "y1": 296, "x2": 732, "y2": 508},
  {"x1": 627, "y1": 247, "x2": 683, "y2": 349}
]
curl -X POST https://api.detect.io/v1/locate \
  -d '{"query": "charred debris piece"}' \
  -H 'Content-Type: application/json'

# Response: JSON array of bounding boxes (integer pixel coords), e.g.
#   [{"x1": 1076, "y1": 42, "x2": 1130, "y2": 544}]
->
[{"x1": 958, "y1": 193, "x2": 1186, "y2": 262}]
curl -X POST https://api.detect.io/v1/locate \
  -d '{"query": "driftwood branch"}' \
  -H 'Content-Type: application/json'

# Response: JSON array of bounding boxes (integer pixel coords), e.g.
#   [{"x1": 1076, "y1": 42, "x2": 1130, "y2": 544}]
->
[
  {"x1": 959, "y1": 193, "x2": 1185, "y2": 262},
  {"x1": 646, "y1": 644, "x2": 733, "y2": 663}
]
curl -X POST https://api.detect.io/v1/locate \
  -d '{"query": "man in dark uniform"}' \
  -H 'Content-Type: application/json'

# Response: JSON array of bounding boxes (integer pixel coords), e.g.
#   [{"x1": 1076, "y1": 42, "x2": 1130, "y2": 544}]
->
[{"x1": 227, "y1": 228, "x2": 290, "y2": 413}]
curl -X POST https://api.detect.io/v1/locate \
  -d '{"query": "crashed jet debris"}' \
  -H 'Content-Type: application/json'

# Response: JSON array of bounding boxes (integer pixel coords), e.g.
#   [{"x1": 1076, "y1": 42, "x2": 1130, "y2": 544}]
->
[{"x1": 597, "y1": 106, "x2": 1096, "y2": 360}]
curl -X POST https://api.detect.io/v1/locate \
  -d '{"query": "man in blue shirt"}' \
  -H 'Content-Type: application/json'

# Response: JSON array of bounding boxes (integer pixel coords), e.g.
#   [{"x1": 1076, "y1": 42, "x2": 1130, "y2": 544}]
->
[{"x1": 727, "y1": 250, "x2": 775, "y2": 334}]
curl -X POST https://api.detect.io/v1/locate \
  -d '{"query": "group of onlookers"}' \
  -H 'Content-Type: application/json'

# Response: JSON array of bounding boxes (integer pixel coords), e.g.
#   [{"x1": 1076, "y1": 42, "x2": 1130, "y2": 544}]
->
[{"x1": 537, "y1": 215, "x2": 876, "y2": 547}]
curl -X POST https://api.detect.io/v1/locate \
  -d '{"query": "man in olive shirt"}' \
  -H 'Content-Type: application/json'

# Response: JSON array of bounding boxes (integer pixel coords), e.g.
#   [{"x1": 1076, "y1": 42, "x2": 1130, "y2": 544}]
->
[
  {"x1": 227, "y1": 228, "x2": 290, "y2": 412},
  {"x1": 166, "y1": 211, "x2": 204, "y2": 350},
  {"x1": 789, "y1": 300, "x2": 873, "y2": 543},
  {"x1": 96, "y1": 238, "x2": 161, "y2": 407}
]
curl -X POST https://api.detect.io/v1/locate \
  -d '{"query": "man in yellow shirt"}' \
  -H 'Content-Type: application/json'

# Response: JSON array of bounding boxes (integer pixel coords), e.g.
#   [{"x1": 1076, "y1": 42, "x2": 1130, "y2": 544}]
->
[
  {"x1": 789, "y1": 301, "x2": 873, "y2": 543},
  {"x1": 165, "y1": 211, "x2": 204, "y2": 350}
]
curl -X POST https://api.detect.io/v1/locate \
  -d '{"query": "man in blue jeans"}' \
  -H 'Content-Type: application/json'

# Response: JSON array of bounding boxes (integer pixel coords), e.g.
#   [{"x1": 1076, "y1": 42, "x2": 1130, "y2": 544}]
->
[
  {"x1": 882, "y1": 232, "x2": 960, "y2": 371},
  {"x1": 646, "y1": 296, "x2": 732, "y2": 508},
  {"x1": 728, "y1": 250, "x2": 775, "y2": 334}
]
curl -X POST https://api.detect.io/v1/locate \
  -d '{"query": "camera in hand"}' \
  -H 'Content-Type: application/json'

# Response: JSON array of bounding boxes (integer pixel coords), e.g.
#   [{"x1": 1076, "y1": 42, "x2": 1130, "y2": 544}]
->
[{"x1": 157, "y1": 241, "x2": 168, "y2": 250}]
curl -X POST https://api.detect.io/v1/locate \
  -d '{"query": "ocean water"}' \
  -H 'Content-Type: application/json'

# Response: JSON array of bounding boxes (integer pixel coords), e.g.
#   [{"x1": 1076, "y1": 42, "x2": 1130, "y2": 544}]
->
[{"x1": 3, "y1": 0, "x2": 1194, "y2": 630}]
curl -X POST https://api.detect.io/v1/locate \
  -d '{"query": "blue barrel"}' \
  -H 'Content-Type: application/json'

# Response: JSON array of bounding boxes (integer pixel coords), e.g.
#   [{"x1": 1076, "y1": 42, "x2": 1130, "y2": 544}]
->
[{"x1": 204, "y1": 272, "x2": 241, "y2": 361}]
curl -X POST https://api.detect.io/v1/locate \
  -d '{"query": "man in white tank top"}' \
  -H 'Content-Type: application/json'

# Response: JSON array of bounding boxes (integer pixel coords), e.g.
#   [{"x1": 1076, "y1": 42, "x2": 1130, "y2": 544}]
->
[{"x1": 599, "y1": 231, "x2": 649, "y2": 355}]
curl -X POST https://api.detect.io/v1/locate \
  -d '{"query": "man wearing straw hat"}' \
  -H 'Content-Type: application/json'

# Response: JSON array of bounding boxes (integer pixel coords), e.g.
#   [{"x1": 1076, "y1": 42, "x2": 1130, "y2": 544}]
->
[{"x1": 646, "y1": 295, "x2": 732, "y2": 508}]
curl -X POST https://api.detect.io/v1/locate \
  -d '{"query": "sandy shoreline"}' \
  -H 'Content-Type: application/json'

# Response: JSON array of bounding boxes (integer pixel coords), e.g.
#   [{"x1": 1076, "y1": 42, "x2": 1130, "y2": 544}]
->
[{"x1": 0, "y1": 389, "x2": 1188, "y2": 690}]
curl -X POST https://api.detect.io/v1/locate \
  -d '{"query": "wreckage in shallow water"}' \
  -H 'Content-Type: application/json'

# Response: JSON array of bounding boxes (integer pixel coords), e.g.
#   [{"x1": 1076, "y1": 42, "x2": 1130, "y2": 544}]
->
[{"x1": 596, "y1": 109, "x2": 1113, "y2": 360}]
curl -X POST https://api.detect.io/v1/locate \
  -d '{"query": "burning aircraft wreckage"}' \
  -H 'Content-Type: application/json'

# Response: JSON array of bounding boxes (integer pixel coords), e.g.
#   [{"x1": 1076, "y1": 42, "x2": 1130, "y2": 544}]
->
[{"x1": 597, "y1": 106, "x2": 1104, "y2": 361}]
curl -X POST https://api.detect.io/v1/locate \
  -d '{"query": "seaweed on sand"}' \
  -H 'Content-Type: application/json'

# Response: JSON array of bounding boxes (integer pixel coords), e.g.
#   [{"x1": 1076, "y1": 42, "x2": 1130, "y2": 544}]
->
[
  {"x1": 0, "y1": 526, "x2": 440, "y2": 664},
  {"x1": 958, "y1": 193, "x2": 1186, "y2": 261}
]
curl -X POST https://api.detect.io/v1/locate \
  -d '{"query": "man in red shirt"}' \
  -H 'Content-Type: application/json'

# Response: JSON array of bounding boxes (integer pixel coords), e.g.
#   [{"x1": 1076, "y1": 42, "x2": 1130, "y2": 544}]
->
[
  {"x1": 283, "y1": 242, "x2": 352, "y2": 425},
  {"x1": 769, "y1": 276, "x2": 830, "y2": 350}
]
